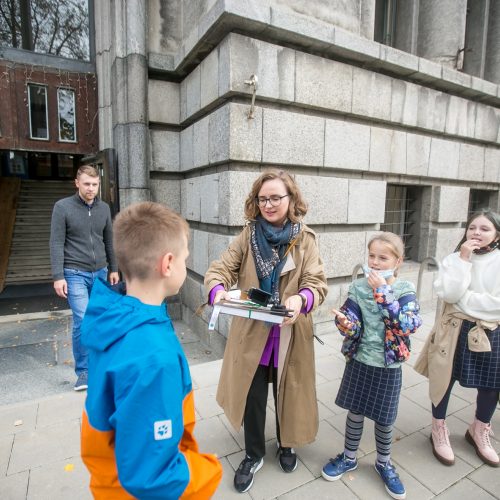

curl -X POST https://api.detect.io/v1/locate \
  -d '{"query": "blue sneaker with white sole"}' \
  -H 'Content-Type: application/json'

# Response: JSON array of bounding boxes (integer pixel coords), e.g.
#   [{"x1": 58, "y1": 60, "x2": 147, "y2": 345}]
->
[
  {"x1": 374, "y1": 461, "x2": 406, "y2": 499},
  {"x1": 321, "y1": 453, "x2": 357, "y2": 481}
]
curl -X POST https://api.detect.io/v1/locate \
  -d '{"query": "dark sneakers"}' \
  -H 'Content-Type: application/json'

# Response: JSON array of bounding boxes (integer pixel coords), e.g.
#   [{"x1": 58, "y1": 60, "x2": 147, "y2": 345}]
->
[
  {"x1": 234, "y1": 455, "x2": 263, "y2": 493},
  {"x1": 74, "y1": 371, "x2": 88, "y2": 391},
  {"x1": 277, "y1": 446, "x2": 298, "y2": 473}
]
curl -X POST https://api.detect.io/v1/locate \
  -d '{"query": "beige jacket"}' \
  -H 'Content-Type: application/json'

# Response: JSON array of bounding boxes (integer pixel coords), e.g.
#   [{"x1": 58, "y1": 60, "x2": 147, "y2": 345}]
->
[
  {"x1": 414, "y1": 302, "x2": 499, "y2": 406},
  {"x1": 204, "y1": 224, "x2": 327, "y2": 447}
]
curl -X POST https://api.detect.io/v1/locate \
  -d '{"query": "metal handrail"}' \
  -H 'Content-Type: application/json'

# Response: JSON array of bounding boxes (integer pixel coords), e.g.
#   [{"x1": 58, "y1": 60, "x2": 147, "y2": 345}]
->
[
  {"x1": 416, "y1": 256, "x2": 439, "y2": 300},
  {"x1": 351, "y1": 263, "x2": 364, "y2": 281}
]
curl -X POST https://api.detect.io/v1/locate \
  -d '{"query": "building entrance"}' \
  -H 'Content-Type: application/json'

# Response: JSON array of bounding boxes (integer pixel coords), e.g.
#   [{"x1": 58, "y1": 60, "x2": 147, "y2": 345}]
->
[{"x1": 0, "y1": 150, "x2": 81, "y2": 291}]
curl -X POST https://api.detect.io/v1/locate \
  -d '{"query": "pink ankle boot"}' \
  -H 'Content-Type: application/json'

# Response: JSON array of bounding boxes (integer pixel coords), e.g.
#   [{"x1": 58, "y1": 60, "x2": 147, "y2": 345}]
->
[
  {"x1": 431, "y1": 418, "x2": 454, "y2": 465},
  {"x1": 465, "y1": 418, "x2": 499, "y2": 467}
]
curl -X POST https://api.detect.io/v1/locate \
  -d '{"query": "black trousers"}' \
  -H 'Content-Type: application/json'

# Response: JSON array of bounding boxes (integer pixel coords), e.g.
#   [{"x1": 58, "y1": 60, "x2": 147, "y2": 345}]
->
[{"x1": 244, "y1": 363, "x2": 280, "y2": 459}]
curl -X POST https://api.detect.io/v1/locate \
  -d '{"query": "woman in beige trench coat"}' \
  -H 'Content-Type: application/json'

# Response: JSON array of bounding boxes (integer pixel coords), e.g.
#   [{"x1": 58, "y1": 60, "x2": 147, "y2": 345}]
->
[{"x1": 205, "y1": 169, "x2": 327, "y2": 493}]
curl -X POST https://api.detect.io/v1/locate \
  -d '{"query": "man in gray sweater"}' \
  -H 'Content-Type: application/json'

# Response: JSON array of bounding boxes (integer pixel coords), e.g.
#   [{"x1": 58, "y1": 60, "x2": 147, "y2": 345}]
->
[{"x1": 50, "y1": 165, "x2": 119, "y2": 390}]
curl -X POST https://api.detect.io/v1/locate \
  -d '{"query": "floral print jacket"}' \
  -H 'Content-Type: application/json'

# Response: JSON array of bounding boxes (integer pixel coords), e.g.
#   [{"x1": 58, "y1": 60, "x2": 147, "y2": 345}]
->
[{"x1": 336, "y1": 282, "x2": 422, "y2": 366}]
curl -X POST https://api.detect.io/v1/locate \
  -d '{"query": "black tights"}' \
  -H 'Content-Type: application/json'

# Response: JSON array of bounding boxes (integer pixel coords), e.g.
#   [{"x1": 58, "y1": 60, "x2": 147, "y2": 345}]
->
[{"x1": 432, "y1": 379, "x2": 499, "y2": 423}]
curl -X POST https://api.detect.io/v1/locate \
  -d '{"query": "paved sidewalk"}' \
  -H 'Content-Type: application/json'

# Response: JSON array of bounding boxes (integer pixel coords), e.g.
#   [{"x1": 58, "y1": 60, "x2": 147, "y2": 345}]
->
[{"x1": 1, "y1": 308, "x2": 499, "y2": 499}]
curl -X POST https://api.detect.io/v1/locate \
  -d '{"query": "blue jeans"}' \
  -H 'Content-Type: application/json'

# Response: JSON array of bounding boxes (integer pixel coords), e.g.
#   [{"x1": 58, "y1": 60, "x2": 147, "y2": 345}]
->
[{"x1": 64, "y1": 267, "x2": 108, "y2": 375}]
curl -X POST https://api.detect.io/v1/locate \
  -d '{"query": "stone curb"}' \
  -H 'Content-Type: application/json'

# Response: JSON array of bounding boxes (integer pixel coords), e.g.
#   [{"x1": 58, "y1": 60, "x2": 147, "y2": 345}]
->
[{"x1": 0, "y1": 309, "x2": 72, "y2": 324}]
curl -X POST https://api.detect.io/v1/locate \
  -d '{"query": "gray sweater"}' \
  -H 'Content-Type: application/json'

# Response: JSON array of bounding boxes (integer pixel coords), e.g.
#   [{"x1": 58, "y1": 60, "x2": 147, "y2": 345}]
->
[{"x1": 50, "y1": 194, "x2": 118, "y2": 280}]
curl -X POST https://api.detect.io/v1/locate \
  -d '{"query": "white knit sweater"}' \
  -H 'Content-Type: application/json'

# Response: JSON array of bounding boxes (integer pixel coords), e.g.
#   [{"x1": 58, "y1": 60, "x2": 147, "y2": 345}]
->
[{"x1": 434, "y1": 249, "x2": 500, "y2": 321}]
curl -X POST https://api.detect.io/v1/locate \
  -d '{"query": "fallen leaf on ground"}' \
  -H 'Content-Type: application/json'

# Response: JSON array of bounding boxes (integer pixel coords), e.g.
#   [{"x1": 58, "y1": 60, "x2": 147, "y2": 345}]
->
[{"x1": 64, "y1": 464, "x2": 75, "y2": 472}]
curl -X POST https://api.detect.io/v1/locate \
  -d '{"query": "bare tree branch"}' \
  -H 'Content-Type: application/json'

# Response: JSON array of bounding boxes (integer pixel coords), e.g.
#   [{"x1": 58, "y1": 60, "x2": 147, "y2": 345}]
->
[
  {"x1": 0, "y1": 0, "x2": 21, "y2": 48},
  {"x1": 0, "y1": 0, "x2": 89, "y2": 60}
]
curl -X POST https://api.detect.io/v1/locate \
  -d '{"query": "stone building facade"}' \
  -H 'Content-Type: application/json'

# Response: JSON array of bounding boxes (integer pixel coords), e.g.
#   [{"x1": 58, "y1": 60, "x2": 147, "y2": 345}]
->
[{"x1": 93, "y1": 0, "x2": 500, "y2": 340}]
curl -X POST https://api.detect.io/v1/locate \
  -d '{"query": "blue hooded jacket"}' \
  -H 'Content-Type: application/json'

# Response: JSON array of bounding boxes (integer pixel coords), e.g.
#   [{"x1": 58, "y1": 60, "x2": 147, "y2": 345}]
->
[{"x1": 80, "y1": 278, "x2": 221, "y2": 499}]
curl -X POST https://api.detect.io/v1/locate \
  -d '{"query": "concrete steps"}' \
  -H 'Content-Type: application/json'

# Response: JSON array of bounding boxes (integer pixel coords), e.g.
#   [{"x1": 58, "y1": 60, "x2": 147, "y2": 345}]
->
[{"x1": 5, "y1": 180, "x2": 75, "y2": 285}]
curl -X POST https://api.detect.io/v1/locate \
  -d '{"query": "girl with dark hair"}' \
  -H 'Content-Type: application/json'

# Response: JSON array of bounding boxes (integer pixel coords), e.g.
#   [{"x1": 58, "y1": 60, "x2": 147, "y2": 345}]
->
[
  {"x1": 415, "y1": 209, "x2": 500, "y2": 468},
  {"x1": 205, "y1": 169, "x2": 328, "y2": 493}
]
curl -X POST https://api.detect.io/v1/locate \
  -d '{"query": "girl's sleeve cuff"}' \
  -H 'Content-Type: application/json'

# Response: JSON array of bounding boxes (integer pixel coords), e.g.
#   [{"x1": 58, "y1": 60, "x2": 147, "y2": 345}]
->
[
  {"x1": 299, "y1": 288, "x2": 314, "y2": 313},
  {"x1": 209, "y1": 284, "x2": 224, "y2": 305}
]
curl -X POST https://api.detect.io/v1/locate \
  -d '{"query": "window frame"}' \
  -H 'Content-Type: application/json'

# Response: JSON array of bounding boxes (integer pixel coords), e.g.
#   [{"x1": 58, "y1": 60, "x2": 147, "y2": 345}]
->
[
  {"x1": 28, "y1": 83, "x2": 49, "y2": 141},
  {"x1": 380, "y1": 183, "x2": 414, "y2": 259}
]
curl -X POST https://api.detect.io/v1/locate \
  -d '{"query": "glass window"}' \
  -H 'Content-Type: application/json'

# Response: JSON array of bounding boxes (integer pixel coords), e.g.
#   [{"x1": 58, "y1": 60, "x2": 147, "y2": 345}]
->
[
  {"x1": 31, "y1": 152, "x2": 52, "y2": 177},
  {"x1": 374, "y1": 0, "x2": 397, "y2": 46},
  {"x1": 1, "y1": 150, "x2": 28, "y2": 178},
  {"x1": 380, "y1": 184, "x2": 427, "y2": 262},
  {"x1": 0, "y1": 0, "x2": 90, "y2": 61},
  {"x1": 468, "y1": 189, "x2": 492, "y2": 216},
  {"x1": 57, "y1": 154, "x2": 76, "y2": 178},
  {"x1": 28, "y1": 83, "x2": 48, "y2": 140},
  {"x1": 58, "y1": 88, "x2": 76, "y2": 142},
  {"x1": 381, "y1": 184, "x2": 415, "y2": 258}
]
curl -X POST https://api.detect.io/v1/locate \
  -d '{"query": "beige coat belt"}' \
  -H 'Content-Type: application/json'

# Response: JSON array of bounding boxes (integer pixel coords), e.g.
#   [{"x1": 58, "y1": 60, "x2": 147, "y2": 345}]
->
[{"x1": 414, "y1": 303, "x2": 499, "y2": 406}]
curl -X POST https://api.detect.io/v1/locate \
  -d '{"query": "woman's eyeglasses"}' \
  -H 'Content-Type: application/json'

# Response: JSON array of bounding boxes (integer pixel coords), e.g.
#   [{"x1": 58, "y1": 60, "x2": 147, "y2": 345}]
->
[{"x1": 255, "y1": 194, "x2": 289, "y2": 207}]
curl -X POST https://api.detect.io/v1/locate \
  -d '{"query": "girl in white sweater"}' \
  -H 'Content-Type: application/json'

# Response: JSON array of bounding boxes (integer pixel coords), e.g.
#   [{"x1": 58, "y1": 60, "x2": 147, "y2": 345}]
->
[{"x1": 428, "y1": 210, "x2": 500, "y2": 468}]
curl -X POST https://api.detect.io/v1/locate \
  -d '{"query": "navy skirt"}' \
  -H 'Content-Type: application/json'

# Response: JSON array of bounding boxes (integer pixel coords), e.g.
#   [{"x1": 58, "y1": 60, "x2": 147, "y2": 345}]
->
[
  {"x1": 335, "y1": 359, "x2": 402, "y2": 426},
  {"x1": 452, "y1": 320, "x2": 500, "y2": 390}
]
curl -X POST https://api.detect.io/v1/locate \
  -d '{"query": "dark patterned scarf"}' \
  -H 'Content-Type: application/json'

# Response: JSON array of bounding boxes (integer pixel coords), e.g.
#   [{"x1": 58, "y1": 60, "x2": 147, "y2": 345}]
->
[
  {"x1": 250, "y1": 216, "x2": 301, "y2": 304},
  {"x1": 474, "y1": 239, "x2": 499, "y2": 255}
]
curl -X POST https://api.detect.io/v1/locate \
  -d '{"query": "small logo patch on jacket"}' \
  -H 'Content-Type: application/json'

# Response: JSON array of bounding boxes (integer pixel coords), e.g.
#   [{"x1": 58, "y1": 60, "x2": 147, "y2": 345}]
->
[{"x1": 154, "y1": 420, "x2": 172, "y2": 440}]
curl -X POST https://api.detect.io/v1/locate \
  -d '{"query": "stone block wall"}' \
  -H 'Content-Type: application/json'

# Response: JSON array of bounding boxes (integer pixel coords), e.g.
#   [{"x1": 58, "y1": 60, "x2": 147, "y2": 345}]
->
[
  {"x1": 96, "y1": 0, "x2": 500, "y2": 341},
  {"x1": 145, "y1": 27, "x2": 498, "y2": 339}
]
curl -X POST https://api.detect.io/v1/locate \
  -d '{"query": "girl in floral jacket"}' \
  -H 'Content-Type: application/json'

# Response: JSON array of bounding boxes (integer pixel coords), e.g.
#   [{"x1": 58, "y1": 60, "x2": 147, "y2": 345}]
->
[{"x1": 321, "y1": 232, "x2": 422, "y2": 500}]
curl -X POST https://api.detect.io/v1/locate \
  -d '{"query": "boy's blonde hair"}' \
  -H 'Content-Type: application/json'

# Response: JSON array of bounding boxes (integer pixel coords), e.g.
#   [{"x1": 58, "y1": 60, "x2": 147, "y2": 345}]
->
[
  {"x1": 368, "y1": 232, "x2": 404, "y2": 275},
  {"x1": 113, "y1": 202, "x2": 189, "y2": 281}
]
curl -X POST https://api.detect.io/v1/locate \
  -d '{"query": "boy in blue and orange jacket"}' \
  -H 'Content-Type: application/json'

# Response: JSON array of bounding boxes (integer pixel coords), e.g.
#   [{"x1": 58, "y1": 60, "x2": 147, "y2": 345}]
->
[{"x1": 80, "y1": 202, "x2": 222, "y2": 499}]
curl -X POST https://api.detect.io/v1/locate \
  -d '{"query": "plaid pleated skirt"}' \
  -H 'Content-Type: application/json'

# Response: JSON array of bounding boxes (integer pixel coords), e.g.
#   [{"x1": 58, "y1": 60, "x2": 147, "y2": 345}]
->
[
  {"x1": 452, "y1": 320, "x2": 500, "y2": 389},
  {"x1": 335, "y1": 359, "x2": 402, "y2": 426}
]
